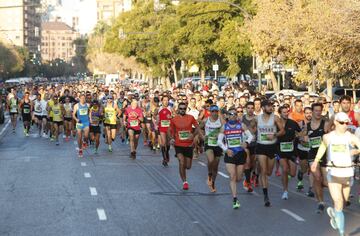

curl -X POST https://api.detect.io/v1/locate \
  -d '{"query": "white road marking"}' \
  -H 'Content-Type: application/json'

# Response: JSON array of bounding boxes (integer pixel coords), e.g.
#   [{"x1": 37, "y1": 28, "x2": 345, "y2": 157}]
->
[
  {"x1": 97, "y1": 208, "x2": 107, "y2": 221},
  {"x1": 198, "y1": 161, "x2": 206, "y2": 167},
  {"x1": 0, "y1": 120, "x2": 11, "y2": 136},
  {"x1": 84, "y1": 172, "x2": 91, "y2": 178},
  {"x1": 73, "y1": 141, "x2": 77, "y2": 145},
  {"x1": 218, "y1": 171, "x2": 229, "y2": 178},
  {"x1": 281, "y1": 209, "x2": 305, "y2": 222},
  {"x1": 90, "y1": 187, "x2": 98, "y2": 196},
  {"x1": 81, "y1": 162, "x2": 86, "y2": 166}
]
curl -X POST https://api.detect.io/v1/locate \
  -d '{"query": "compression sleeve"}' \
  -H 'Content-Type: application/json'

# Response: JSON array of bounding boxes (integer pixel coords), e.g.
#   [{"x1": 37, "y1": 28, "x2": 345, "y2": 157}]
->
[
  {"x1": 314, "y1": 142, "x2": 327, "y2": 163},
  {"x1": 217, "y1": 133, "x2": 228, "y2": 152}
]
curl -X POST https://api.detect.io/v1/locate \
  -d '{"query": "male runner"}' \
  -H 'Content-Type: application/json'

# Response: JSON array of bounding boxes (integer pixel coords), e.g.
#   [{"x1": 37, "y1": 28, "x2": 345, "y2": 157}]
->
[
  {"x1": 63, "y1": 97, "x2": 73, "y2": 141},
  {"x1": 103, "y1": 95, "x2": 120, "y2": 152},
  {"x1": 311, "y1": 112, "x2": 360, "y2": 236},
  {"x1": 255, "y1": 100, "x2": 285, "y2": 207},
  {"x1": 50, "y1": 95, "x2": 64, "y2": 145},
  {"x1": 169, "y1": 102, "x2": 201, "y2": 190},
  {"x1": 157, "y1": 95, "x2": 172, "y2": 166},
  {"x1": 217, "y1": 107, "x2": 253, "y2": 209},
  {"x1": 8, "y1": 90, "x2": 19, "y2": 133},
  {"x1": 73, "y1": 94, "x2": 90, "y2": 157},
  {"x1": 19, "y1": 92, "x2": 33, "y2": 136},
  {"x1": 89, "y1": 100, "x2": 102, "y2": 154}
]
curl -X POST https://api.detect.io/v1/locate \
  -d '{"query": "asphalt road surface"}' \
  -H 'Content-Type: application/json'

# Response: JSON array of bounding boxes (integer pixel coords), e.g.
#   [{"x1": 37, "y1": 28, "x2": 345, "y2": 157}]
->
[{"x1": 0, "y1": 119, "x2": 359, "y2": 236}]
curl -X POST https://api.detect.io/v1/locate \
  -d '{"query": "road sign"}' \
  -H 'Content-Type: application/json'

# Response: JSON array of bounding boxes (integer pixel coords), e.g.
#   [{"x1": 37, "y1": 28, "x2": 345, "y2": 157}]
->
[{"x1": 213, "y1": 64, "x2": 219, "y2": 71}]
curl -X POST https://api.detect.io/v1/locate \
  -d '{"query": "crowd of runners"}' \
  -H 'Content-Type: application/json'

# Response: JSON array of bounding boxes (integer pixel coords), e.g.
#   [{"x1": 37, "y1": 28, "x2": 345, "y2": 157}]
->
[{"x1": 2, "y1": 79, "x2": 360, "y2": 236}]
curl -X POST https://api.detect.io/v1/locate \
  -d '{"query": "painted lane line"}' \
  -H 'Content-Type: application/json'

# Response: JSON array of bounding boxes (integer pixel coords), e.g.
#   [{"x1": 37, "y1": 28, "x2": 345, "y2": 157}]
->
[
  {"x1": 0, "y1": 120, "x2": 11, "y2": 136},
  {"x1": 90, "y1": 187, "x2": 98, "y2": 196},
  {"x1": 84, "y1": 172, "x2": 91, "y2": 178},
  {"x1": 81, "y1": 162, "x2": 87, "y2": 167},
  {"x1": 198, "y1": 161, "x2": 206, "y2": 167},
  {"x1": 281, "y1": 209, "x2": 305, "y2": 222},
  {"x1": 97, "y1": 208, "x2": 107, "y2": 221},
  {"x1": 218, "y1": 171, "x2": 229, "y2": 178}
]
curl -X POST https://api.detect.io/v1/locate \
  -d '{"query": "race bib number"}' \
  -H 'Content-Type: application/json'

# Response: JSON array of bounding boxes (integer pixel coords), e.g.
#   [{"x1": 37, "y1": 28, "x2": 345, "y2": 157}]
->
[
  {"x1": 105, "y1": 112, "x2": 113, "y2": 119},
  {"x1": 161, "y1": 120, "x2": 170, "y2": 127},
  {"x1": 310, "y1": 137, "x2": 321, "y2": 148},
  {"x1": 53, "y1": 110, "x2": 60, "y2": 115},
  {"x1": 79, "y1": 108, "x2": 87, "y2": 116},
  {"x1": 260, "y1": 133, "x2": 271, "y2": 142},
  {"x1": 227, "y1": 137, "x2": 241, "y2": 148},
  {"x1": 207, "y1": 136, "x2": 218, "y2": 147},
  {"x1": 130, "y1": 120, "x2": 139, "y2": 127},
  {"x1": 23, "y1": 108, "x2": 30, "y2": 114},
  {"x1": 302, "y1": 141, "x2": 310, "y2": 149},
  {"x1": 331, "y1": 144, "x2": 347, "y2": 153},
  {"x1": 280, "y1": 142, "x2": 294, "y2": 152},
  {"x1": 35, "y1": 105, "x2": 42, "y2": 112},
  {"x1": 76, "y1": 123, "x2": 84, "y2": 129},
  {"x1": 178, "y1": 131, "x2": 190, "y2": 140}
]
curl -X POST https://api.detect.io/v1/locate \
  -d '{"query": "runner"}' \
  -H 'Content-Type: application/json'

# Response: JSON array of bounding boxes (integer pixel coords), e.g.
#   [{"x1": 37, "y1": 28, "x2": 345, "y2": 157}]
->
[
  {"x1": 296, "y1": 106, "x2": 315, "y2": 197},
  {"x1": 89, "y1": 100, "x2": 102, "y2": 154},
  {"x1": 7, "y1": 90, "x2": 19, "y2": 133},
  {"x1": 255, "y1": 100, "x2": 285, "y2": 207},
  {"x1": 157, "y1": 95, "x2": 173, "y2": 166},
  {"x1": 47, "y1": 95, "x2": 55, "y2": 141},
  {"x1": 277, "y1": 105, "x2": 303, "y2": 200},
  {"x1": 311, "y1": 112, "x2": 360, "y2": 236},
  {"x1": 103, "y1": 95, "x2": 120, "y2": 152},
  {"x1": 63, "y1": 97, "x2": 73, "y2": 142},
  {"x1": 34, "y1": 93, "x2": 45, "y2": 137},
  {"x1": 19, "y1": 92, "x2": 33, "y2": 137},
  {"x1": 169, "y1": 102, "x2": 201, "y2": 190},
  {"x1": 305, "y1": 102, "x2": 331, "y2": 213},
  {"x1": 50, "y1": 95, "x2": 64, "y2": 145},
  {"x1": 201, "y1": 104, "x2": 225, "y2": 192},
  {"x1": 242, "y1": 101, "x2": 258, "y2": 190},
  {"x1": 217, "y1": 107, "x2": 254, "y2": 209},
  {"x1": 124, "y1": 98, "x2": 144, "y2": 159},
  {"x1": 73, "y1": 94, "x2": 90, "y2": 157}
]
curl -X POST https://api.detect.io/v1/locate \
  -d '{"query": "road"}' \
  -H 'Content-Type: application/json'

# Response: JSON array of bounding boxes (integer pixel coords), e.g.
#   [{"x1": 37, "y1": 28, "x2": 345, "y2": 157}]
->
[{"x1": 0, "y1": 120, "x2": 359, "y2": 236}]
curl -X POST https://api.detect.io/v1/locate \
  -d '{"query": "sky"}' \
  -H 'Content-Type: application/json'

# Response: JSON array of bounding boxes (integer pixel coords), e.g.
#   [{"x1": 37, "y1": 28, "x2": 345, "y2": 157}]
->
[{"x1": 51, "y1": 0, "x2": 97, "y2": 35}]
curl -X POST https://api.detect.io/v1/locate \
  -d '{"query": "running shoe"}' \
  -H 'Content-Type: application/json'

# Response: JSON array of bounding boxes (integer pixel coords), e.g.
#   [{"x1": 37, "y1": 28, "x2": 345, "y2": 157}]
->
[
  {"x1": 108, "y1": 145, "x2": 112, "y2": 152},
  {"x1": 210, "y1": 182, "x2": 217, "y2": 193},
  {"x1": 144, "y1": 141, "x2": 148, "y2": 146},
  {"x1": 121, "y1": 138, "x2": 125, "y2": 143},
  {"x1": 264, "y1": 196, "x2": 271, "y2": 207},
  {"x1": 42, "y1": 133, "x2": 47, "y2": 138},
  {"x1": 162, "y1": 160, "x2": 168, "y2": 167},
  {"x1": 275, "y1": 170, "x2": 281, "y2": 176},
  {"x1": 25, "y1": 132, "x2": 29, "y2": 137},
  {"x1": 126, "y1": 139, "x2": 129, "y2": 145},
  {"x1": 296, "y1": 181, "x2": 304, "y2": 191},
  {"x1": 56, "y1": 141, "x2": 59, "y2": 146},
  {"x1": 281, "y1": 191, "x2": 288, "y2": 200},
  {"x1": 243, "y1": 180, "x2": 253, "y2": 193},
  {"x1": 50, "y1": 137, "x2": 55, "y2": 142},
  {"x1": 78, "y1": 149, "x2": 83, "y2": 158},
  {"x1": 82, "y1": 142, "x2": 88, "y2": 149},
  {"x1": 95, "y1": 148, "x2": 98, "y2": 154},
  {"x1": 326, "y1": 207, "x2": 337, "y2": 230},
  {"x1": 62, "y1": 134, "x2": 66, "y2": 139},
  {"x1": 317, "y1": 203, "x2": 325, "y2": 214},
  {"x1": 233, "y1": 200, "x2": 240, "y2": 209},
  {"x1": 306, "y1": 190, "x2": 315, "y2": 198},
  {"x1": 183, "y1": 181, "x2": 189, "y2": 190},
  {"x1": 12, "y1": 128, "x2": 15, "y2": 133}
]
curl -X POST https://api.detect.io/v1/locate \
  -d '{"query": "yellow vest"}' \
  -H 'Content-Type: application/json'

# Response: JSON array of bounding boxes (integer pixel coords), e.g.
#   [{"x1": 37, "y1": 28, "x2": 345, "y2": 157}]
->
[
  {"x1": 48, "y1": 99, "x2": 54, "y2": 117},
  {"x1": 52, "y1": 104, "x2": 62, "y2": 122},
  {"x1": 104, "y1": 105, "x2": 116, "y2": 125}
]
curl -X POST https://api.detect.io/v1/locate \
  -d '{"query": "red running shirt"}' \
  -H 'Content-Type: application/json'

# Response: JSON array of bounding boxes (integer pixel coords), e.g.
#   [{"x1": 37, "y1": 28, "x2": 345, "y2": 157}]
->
[
  {"x1": 158, "y1": 107, "x2": 172, "y2": 133},
  {"x1": 170, "y1": 114, "x2": 198, "y2": 147},
  {"x1": 125, "y1": 107, "x2": 143, "y2": 131}
]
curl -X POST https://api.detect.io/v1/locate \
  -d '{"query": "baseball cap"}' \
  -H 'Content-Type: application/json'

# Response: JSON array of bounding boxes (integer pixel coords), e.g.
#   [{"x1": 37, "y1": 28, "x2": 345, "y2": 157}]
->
[
  {"x1": 335, "y1": 112, "x2": 350, "y2": 122},
  {"x1": 210, "y1": 105, "x2": 219, "y2": 111},
  {"x1": 261, "y1": 100, "x2": 273, "y2": 107}
]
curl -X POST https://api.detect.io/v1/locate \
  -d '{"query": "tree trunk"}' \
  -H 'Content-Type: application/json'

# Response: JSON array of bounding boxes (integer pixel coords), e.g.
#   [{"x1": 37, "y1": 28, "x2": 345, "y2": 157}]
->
[
  {"x1": 268, "y1": 71, "x2": 279, "y2": 92},
  {"x1": 326, "y1": 77, "x2": 333, "y2": 99},
  {"x1": 171, "y1": 62, "x2": 178, "y2": 85},
  {"x1": 200, "y1": 69, "x2": 205, "y2": 83}
]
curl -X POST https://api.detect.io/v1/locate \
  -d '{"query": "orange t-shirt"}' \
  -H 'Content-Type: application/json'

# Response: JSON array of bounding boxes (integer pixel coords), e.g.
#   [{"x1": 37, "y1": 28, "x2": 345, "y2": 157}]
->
[
  {"x1": 170, "y1": 114, "x2": 198, "y2": 147},
  {"x1": 289, "y1": 111, "x2": 305, "y2": 124}
]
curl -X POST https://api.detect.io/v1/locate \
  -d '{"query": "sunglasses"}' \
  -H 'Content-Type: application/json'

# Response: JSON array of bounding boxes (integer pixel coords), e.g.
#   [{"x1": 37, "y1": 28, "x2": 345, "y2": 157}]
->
[
  {"x1": 228, "y1": 112, "x2": 236, "y2": 116},
  {"x1": 178, "y1": 107, "x2": 187, "y2": 111},
  {"x1": 211, "y1": 110, "x2": 218, "y2": 113},
  {"x1": 237, "y1": 110, "x2": 243, "y2": 113},
  {"x1": 338, "y1": 121, "x2": 349, "y2": 125}
]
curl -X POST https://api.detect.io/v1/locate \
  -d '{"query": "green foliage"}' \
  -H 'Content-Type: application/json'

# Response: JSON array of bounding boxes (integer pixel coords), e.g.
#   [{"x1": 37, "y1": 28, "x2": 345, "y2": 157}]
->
[{"x1": 0, "y1": 42, "x2": 24, "y2": 78}]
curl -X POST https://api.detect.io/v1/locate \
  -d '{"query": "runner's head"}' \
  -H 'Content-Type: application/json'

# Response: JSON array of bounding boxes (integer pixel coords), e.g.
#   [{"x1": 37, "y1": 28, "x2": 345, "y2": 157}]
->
[
  {"x1": 334, "y1": 112, "x2": 350, "y2": 132},
  {"x1": 227, "y1": 108, "x2": 237, "y2": 123},
  {"x1": 92, "y1": 100, "x2": 99, "y2": 108},
  {"x1": 294, "y1": 99, "x2": 303, "y2": 113},
  {"x1": 311, "y1": 102, "x2": 323, "y2": 120},
  {"x1": 254, "y1": 98, "x2": 261, "y2": 112},
  {"x1": 209, "y1": 105, "x2": 219, "y2": 119},
  {"x1": 279, "y1": 105, "x2": 289, "y2": 120},
  {"x1": 304, "y1": 107, "x2": 312, "y2": 121},
  {"x1": 245, "y1": 102, "x2": 254, "y2": 116},
  {"x1": 340, "y1": 95, "x2": 352, "y2": 113},
  {"x1": 178, "y1": 102, "x2": 187, "y2": 116},
  {"x1": 53, "y1": 95, "x2": 59, "y2": 104},
  {"x1": 65, "y1": 96, "x2": 70, "y2": 104},
  {"x1": 131, "y1": 98, "x2": 138, "y2": 108},
  {"x1": 236, "y1": 106, "x2": 243, "y2": 118},
  {"x1": 79, "y1": 93, "x2": 86, "y2": 103},
  {"x1": 333, "y1": 100, "x2": 340, "y2": 113},
  {"x1": 36, "y1": 93, "x2": 41, "y2": 101},
  {"x1": 24, "y1": 91, "x2": 30, "y2": 99},
  {"x1": 107, "y1": 95, "x2": 113, "y2": 103},
  {"x1": 162, "y1": 95, "x2": 169, "y2": 107},
  {"x1": 261, "y1": 100, "x2": 273, "y2": 115}
]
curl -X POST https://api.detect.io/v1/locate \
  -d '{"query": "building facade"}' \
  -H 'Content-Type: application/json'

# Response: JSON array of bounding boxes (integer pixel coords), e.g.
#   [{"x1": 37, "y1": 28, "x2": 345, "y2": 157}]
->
[
  {"x1": 0, "y1": 0, "x2": 41, "y2": 57},
  {"x1": 41, "y1": 21, "x2": 80, "y2": 62},
  {"x1": 96, "y1": 0, "x2": 132, "y2": 24}
]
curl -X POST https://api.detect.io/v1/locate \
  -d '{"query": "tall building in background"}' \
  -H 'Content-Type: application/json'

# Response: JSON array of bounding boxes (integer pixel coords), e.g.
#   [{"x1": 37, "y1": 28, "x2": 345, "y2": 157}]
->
[
  {"x1": 96, "y1": 0, "x2": 132, "y2": 24},
  {"x1": 0, "y1": 0, "x2": 41, "y2": 57},
  {"x1": 41, "y1": 21, "x2": 80, "y2": 62}
]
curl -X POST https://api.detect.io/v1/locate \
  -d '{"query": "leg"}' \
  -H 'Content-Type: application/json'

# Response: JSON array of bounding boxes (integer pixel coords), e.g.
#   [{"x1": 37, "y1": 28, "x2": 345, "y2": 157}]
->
[
  {"x1": 226, "y1": 164, "x2": 237, "y2": 198},
  {"x1": 257, "y1": 155, "x2": 268, "y2": 188},
  {"x1": 328, "y1": 181, "x2": 346, "y2": 234},
  {"x1": 134, "y1": 134, "x2": 140, "y2": 151},
  {"x1": 177, "y1": 153, "x2": 187, "y2": 182},
  {"x1": 280, "y1": 158, "x2": 289, "y2": 191},
  {"x1": 128, "y1": 129, "x2": 135, "y2": 153},
  {"x1": 77, "y1": 129, "x2": 83, "y2": 149},
  {"x1": 83, "y1": 127, "x2": 89, "y2": 144},
  {"x1": 185, "y1": 156, "x2": 193, "y2": 170}
]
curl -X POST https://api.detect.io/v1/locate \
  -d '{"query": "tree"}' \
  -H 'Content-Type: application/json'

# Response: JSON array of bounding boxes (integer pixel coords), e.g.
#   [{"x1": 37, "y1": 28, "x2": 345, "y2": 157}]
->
[{"x1": 0, "y1": 41, "x2": 24, "y2": 78}]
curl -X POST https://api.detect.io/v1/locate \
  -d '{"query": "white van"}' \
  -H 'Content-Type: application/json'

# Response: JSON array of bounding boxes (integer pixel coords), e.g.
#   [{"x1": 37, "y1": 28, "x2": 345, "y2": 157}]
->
[{"x1": 105, "y1": 74, "x2": 119, "y2": 87}]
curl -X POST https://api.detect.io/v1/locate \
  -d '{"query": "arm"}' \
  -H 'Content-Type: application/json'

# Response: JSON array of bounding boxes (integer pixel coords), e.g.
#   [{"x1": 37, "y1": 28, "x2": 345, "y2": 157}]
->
[
  {"x1": 217, "y1": 126, "x2": 227, "y2": 152},
  {"x1": 72, "y1": 104, "x2": 79, "y2": 123},
  {"x1": 274, "y1": 116, "x2": 285, "y2": 138},
  {"x1": 310, "y1": 134, "x2": 328, "y2": 172}
]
